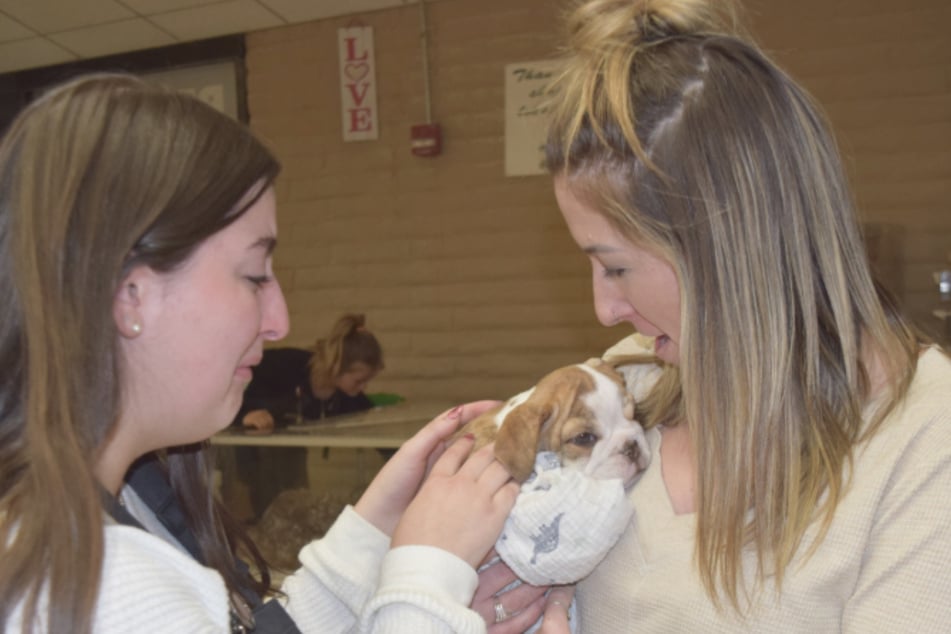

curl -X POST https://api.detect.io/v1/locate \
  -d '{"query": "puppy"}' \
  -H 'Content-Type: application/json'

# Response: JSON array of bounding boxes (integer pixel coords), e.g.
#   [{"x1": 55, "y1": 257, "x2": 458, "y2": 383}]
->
[{"x1": 454, "y1": 358, "x2": 651, "y2": 485}]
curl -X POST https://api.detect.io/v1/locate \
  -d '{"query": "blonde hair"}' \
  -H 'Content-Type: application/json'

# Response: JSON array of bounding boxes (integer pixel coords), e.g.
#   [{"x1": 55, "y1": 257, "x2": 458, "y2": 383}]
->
[
  {"x1": 546, "y1": 0, "x2": 920, "y2": 611},
  {"x1": 0, "y1": 74, "x2": 280, "y2": 633},
  {"x1": 309, "y1": 313, "x2": 384, "y2": 391}
]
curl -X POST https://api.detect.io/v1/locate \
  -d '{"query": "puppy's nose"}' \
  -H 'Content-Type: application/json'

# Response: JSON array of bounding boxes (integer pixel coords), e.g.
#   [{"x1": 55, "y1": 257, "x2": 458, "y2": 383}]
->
[
  {"x1": 622, "y1": 439, "x2": 641, "y2": 464},
  {"x1": 622, "y1": 436, "x2": 651, "y2": 472}
]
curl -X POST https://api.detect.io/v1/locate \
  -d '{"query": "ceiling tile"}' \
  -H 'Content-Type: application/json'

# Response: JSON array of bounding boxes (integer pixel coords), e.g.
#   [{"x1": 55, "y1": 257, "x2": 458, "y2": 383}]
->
[
  {"x1": 0, "y1": 37, "x2": 76, "y2": 73},
  {"x1": 0, "y1": 11, "x2": 33, "y2": 42},
  {"x1": 148, "y1": 0, "x2": 284, "y2": 41},
  {"x1": 50, "y1": 17, "x2": 176, "y2": 59},
  {"x1": 258, "y1": 0, "x2": 410, "y2": 23},
  {"x1": 118, "y1": 0, "x2": 223, "y2": 14},
  {"x1": 0, "y1": 0, "x2": 133, "y2": 33}
]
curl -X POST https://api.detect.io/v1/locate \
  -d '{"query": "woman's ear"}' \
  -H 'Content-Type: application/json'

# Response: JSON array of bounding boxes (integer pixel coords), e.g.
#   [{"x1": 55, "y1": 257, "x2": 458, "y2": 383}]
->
[{"x1": 113, "y1": 267, "x2": 148, "y2": 339}]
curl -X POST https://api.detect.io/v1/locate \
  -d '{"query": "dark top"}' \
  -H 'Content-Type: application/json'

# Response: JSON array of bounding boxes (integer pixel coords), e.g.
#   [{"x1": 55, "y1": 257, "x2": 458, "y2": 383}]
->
[{"x1": 234, "y1": 347, "x2": 373, "y2": 427}]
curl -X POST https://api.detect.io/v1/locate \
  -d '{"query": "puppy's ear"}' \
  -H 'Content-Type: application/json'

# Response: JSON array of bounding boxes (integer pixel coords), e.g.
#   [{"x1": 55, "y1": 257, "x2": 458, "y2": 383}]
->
[
  {"x1": 495, "y1": 366, "x2": 592, "y2": 482},
  {"x1": 623, "y1": 392, "x2": 635, "y2": 420},
  {"x1": 495, "y1": 401, "x2": 555, "y2": 482}
]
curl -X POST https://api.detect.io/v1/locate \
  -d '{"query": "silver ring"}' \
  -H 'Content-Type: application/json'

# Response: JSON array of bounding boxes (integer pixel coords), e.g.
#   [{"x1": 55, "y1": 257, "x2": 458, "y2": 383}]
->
[{"x1": 494, "y1": 598, "x2": 508, "y2": 623}]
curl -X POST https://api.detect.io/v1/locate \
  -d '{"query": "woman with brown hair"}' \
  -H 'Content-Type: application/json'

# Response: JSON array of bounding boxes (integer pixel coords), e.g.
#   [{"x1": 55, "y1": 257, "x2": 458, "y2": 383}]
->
[
  {"x1": 0, "y1": 73, "x2": 522, "y2": 633},
  {"x1": 527, "y1": 0, "x2": 951, "y2": 631}
]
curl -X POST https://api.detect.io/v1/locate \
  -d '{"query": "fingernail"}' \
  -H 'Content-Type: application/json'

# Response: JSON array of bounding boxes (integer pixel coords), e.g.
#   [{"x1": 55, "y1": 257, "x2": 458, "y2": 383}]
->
[
  {"x1": 463, "y1": 432, "x2": 475, "y2": 440},
  {"x1": 446, "y1": 405, "x2": 463, "y2": 420}
]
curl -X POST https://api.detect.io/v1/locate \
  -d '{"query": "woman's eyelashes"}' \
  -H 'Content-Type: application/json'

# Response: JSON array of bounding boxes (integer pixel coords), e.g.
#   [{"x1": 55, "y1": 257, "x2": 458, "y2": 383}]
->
[
  {"x1": 592, "y1": 257, "x2": 628, "y2": 280},
  {"x1": 246, "y1": 274, "x2": 272, "y2": 288}
]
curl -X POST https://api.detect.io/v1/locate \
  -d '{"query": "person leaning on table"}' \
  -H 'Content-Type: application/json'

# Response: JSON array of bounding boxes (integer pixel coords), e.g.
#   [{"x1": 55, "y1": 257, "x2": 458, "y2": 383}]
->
[
  {"x1": 236, "y1": 313, "x2": 383, "y2": 431},
  {"x1": 232, "y1": 313, "x2": 384, "y2": 520}
]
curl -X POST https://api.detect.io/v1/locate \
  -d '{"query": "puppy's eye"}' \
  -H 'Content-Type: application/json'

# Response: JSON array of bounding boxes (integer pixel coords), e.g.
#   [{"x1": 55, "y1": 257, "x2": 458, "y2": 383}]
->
[{"x1": 568, "y1": 432, "x2": 599, "y2": 447}]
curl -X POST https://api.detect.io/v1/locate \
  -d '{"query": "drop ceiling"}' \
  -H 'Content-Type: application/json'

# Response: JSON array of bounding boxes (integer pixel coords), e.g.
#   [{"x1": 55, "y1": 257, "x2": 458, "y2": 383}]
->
[{"x1": 0, "y1": 0, "x2": 419, "y2": 74}]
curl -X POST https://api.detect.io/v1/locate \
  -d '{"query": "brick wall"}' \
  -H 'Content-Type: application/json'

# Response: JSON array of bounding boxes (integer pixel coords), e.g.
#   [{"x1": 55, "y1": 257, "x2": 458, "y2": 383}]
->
[
  {"x1": 746, "y1": 0, "x2": 951, "y2": 341},
  {"x1": 245, "y1": 0, "x2": 951, "y2": 404}
]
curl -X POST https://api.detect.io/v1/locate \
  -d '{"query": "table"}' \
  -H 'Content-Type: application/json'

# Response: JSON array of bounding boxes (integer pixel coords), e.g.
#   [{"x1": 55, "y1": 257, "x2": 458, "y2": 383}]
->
[
  {"x1": 210, "y1": 399, "x2": 457, "y2": 449},
  {"x1": 212, "y1": 399, "x2": 457, "y2": 530}
]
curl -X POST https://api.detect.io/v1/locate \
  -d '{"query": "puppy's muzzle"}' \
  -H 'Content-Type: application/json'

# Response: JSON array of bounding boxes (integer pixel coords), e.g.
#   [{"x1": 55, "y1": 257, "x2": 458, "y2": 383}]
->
[
  {"x1": 622, "y1": 439, "x2": 642, "y2": 465},
  {"x1": 621, "y1": 431, "x2": 651, "y2": 474}
]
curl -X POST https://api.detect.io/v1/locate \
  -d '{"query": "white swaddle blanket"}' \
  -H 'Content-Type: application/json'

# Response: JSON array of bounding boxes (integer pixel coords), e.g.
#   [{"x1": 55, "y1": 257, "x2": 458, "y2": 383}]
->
[
  {"x1": 490, "y1": 333, "x2": 663, "y2": 632},
  {"x1": 488, "y1": 452, "x2": 633, "y2": 634},
  {"x1": 495, "y1": 451, "x2": 633, "y2": 586}
]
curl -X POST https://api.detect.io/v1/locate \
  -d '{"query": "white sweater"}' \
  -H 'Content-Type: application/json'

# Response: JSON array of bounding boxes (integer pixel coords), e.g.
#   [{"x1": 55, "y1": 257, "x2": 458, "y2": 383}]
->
[
  {"x1": 8, "y1": 506, "x2": 487, "y2": 633},
  {"x1": 576, "y1": 346, "x2": 951, "y2": 632}
]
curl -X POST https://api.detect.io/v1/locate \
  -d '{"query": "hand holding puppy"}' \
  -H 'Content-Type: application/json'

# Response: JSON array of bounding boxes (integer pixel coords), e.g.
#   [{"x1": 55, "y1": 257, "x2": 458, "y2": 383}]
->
[
  {"x1": 354, "y1": 401, "x2": 502, "y2": 537},
  {"x1": 391, "y1": 438, "x2": 520, "y2": 568},
  {"x1": 473, "y1": 552, "x2": 548, "y2": 632}
]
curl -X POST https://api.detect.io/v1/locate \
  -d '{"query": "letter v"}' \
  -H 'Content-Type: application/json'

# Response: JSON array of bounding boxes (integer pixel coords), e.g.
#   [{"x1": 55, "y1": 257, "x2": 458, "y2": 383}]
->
[{"x1": 348, "y1": 83, "x2": 370, "y2": 106}]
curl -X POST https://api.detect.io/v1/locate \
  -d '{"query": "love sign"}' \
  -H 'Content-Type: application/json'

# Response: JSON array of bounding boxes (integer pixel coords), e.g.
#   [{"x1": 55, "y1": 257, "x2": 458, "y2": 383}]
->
[{"x1": 338, "y1": 26, "x2": 378, "y2": 142}]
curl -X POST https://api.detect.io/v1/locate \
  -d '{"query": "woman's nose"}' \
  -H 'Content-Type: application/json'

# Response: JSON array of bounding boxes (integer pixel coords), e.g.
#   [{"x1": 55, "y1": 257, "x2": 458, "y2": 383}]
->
[
  {"x1": 262, "y1": 280, "x2": 290, "y2": 341},
  {"x1": 592, "y1": 274, "x2": 625, "y2": 327}
]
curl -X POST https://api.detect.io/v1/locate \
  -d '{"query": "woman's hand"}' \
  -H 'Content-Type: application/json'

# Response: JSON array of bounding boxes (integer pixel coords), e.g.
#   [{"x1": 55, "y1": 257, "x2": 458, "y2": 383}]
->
[
  {"x1": 354, "y1": 401, "x2": 499, "y2": 536},
  {"x1": 537, "y1": 586, "x2": 575, "y2": 634},
  {"x1": 473, "y1": 552, "x2": 547, "y2": 633},
  {"x1": 242, "y1": 409, "x2": 275, "y2": 432},
  {"x1": 391, "y1": 437, "x2": 519, "y2": 568}
]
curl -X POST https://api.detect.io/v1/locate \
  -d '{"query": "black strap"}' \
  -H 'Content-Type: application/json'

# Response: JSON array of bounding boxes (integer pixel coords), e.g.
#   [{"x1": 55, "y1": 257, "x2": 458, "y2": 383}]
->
[
  {"x1": 125, "y1": 457, "x2": 206, "y2": 563},
  {"x1": 101, "y1": 486, "x2": 147, "y2": 530},
  {"x1": 247, "y1": 600, "x2": 300, "y2": 634},
  {"x1": 105, "y1": 457, "x2": 301, "y2": 633}
]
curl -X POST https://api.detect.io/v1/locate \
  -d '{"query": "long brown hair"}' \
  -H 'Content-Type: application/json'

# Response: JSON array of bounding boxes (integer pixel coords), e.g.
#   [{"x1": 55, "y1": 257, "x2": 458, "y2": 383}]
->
[
  {"x1": 309, "y1": 313, "x2": 384, "y2": 392},
  {"x1": 546, "y1": 0, "x2": 920, "y2": 611},
  {"x1": 0, "y1": 74, "x2": 280, "y2": 633}
]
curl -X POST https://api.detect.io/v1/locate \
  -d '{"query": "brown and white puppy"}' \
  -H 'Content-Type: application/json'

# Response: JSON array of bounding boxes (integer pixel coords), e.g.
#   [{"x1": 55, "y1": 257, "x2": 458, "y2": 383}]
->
[{"x1": 454, "y1": 359, "x2": 651, "y2": 486}]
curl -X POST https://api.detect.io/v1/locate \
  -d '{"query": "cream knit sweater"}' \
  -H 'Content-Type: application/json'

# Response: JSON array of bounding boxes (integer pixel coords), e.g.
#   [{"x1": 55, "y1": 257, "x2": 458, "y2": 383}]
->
[
  {"x1": 8, "y1": 505, "x2": 487, "y2": 633},
  {"x1": 576, "y1": 345, "x2": 951, "y2": 632}
]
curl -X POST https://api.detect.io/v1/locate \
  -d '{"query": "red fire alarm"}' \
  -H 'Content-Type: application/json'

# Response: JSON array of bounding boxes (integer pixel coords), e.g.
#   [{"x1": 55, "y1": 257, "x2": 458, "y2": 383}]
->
[{"x1": 410, "y1": 123, "x2": 442, "y2": 157}]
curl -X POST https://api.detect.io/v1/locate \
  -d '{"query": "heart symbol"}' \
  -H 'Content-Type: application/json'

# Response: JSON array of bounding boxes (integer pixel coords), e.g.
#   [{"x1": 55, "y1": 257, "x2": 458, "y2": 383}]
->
[{"x1": 345, "y1": 63, "x2": 369, "y2": 82}]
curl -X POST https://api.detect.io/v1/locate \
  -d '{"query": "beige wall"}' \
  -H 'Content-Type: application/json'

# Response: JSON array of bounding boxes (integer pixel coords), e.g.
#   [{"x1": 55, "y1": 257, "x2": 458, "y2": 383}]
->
[
  {"x1": 245, "y1": 0, "x2": 951, "y2": 402},
  {"x1": 746, "y1": 0, "x2": 951, "y2": 335}
]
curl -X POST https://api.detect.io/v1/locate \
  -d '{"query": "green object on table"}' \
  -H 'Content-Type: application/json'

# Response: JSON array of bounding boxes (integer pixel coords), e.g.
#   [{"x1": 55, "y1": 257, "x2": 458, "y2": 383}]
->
[{"x1": 367, "y1": 392, "x2": 406, "y2": 407}]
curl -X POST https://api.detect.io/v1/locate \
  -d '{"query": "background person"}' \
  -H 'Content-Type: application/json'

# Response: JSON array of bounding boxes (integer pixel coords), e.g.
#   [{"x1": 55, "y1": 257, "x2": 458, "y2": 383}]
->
[
  {"x1": 528, "y1": 0, "x2": 951, "y2": 631},
  {"x1": 232, "y1": 313, "x2": 384, "y2": 521},
  {"x1": 0, "y1": 73, "x2": 536, "y2": 634},
  {"x1": 237, "y1": 313, "x2": 383, "y2": 430}
]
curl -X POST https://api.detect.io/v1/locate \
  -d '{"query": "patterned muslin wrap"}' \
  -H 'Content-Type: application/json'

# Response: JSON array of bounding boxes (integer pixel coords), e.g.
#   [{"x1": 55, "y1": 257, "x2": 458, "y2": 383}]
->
[{"x1": 495, "y1": 451, "x2": 634, "y2": 586}]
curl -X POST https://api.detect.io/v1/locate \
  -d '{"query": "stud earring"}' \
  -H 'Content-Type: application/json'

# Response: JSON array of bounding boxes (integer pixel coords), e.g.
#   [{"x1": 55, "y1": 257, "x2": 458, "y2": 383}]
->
[{"x1": 131, "y1": 322, "x2": 142, "y2": 334}]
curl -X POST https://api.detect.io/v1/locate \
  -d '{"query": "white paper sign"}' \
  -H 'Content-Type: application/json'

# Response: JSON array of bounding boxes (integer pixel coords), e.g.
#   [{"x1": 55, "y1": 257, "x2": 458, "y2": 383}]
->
[
  {"x1": 504, "y1": 60, "x2": 562, "y2": 176},
  {"x1": 338, "y1": 26, "x2": 379, "y2": 142},
  {"x1": 146, "y1": 60, "x2": 239, "y2": 119}
]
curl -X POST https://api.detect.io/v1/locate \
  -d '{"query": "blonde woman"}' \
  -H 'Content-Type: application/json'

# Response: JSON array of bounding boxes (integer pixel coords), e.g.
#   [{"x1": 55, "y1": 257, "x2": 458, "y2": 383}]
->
[
  {"x1": 535, "y1": 0, "x2": 951, "y2": 631},
  {"x1": 238, "y1": 313, "x2": 384, "y2": 431}
]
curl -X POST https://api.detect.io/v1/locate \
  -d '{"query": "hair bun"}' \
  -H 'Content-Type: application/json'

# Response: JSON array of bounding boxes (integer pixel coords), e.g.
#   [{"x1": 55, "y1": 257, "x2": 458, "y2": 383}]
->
[
  {"x1": 634, "y1": 0, "x2": 731, "y2": 40},
  {"x1": 567, "y1": 0, "x2": 737, "y2": 54}
]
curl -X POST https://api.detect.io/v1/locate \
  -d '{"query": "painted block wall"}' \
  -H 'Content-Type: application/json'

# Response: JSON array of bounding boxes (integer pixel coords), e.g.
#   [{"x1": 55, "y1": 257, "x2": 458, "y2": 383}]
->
[{"x1": 245, "y1": 0, "x2": 951, "y2": 404}]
